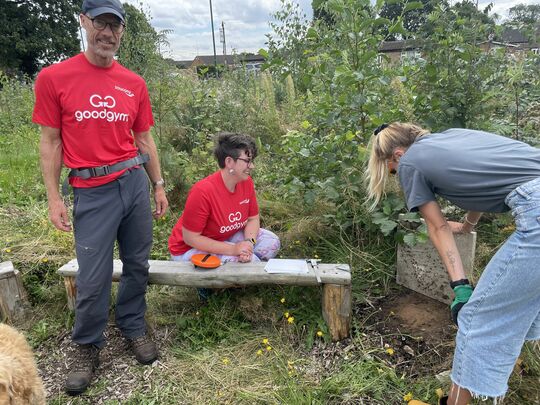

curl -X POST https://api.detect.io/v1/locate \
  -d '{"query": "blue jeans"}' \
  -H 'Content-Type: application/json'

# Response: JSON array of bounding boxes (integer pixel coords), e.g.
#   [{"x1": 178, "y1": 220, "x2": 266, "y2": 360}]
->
[{"x1": 452, "y1": 177, "x2": 540, "y2": 398}]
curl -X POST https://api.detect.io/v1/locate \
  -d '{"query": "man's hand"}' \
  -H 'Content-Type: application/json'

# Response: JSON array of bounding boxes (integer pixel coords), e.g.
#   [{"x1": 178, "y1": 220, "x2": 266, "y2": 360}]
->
[
  {"x1": 153, "y1": 187, "x2": 168, "y2": 219},
  {"x1": 48, "y1": 199, "x2": 72, "y2": 232},
  {"x1": 451, "y1": 284, "x2": 474, "y2": 325}
]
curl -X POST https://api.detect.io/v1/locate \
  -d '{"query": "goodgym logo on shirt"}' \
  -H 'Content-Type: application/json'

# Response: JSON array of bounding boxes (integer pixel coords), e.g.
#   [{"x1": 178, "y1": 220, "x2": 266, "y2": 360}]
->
[
  {"x1": 220, "y1": 211, "x2": 247, "y2": 234},
  {"x1": 74, "y1": 94, "x2": 129, "y2": 123}
]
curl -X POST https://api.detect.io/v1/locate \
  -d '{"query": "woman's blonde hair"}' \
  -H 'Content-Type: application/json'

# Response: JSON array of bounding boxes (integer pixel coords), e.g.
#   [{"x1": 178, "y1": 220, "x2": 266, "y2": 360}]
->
[{"x1": 365, "y1": 122, "x2": 430, "y2": 211}]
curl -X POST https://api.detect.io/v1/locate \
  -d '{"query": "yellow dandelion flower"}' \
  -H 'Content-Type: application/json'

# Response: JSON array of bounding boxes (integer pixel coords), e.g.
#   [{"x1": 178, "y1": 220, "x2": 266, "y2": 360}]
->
[
  {"x1": 280, "y1": 297, "x2": 286, "y2": 304},
  {"x1": 294, "y1": 240, "x2": 300, "y2": 244},
  {"x1": 288, "y1": 370, "x2": 293, "y2": 376},
  {"x1": 256, "y1": 349, "x2": 263, "y2": 356},
  {"x1": 386, "y1": 348, "x2": 395, "y2": 355},
  {"x1": 317, "y1": 331, "x2": 323, "y2": 337},
  {"x1": 222, "y1": 357, "x2": 230, "y2": 365},
  {"x1": 5, "y1": 248, "x2": 11, "y2": 253},
  {"x1": 41, "y1": 258, "x2": 48, "y2": 263},
  {"x1": 314, "y1": 254, "x2": 319, "y2": 258},
  {"x1": 287, "y1": 316, "x2": 295, "y2": 324},
  {"x1": 403, "y1": 392, "x2": 413, "y2": 402},
  {"x1": 262, "y1": 338, "x2": 269, "y2": 345},
  {"x1": 435, "y1": 388, "x2": 444, "y2": 398},
  {"x1": 284, "y1": 312, "x2": 289, "y2": 318},
  {"x1": 266, "y1": 345, "x2": 272, "y2": 351}
]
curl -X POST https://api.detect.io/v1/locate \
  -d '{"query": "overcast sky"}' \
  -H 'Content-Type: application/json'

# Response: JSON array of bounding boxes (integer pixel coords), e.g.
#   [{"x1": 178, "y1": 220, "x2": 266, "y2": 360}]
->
[{"x1": 122, "y1": 0, "x2": 538, "y2": 61}]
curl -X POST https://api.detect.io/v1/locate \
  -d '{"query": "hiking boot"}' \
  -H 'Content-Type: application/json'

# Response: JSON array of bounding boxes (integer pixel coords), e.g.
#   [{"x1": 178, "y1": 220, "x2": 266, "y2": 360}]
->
[
  {"x1": 65, "y1": 344, "x2": 100, "y2": 396},
  {"x1": 127, "y1": 334, "x2": 158, "y2": 365}
]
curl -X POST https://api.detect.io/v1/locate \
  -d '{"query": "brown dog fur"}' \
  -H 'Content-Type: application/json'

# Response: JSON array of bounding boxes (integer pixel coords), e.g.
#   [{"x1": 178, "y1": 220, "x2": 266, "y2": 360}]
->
[{"x1": 0, "y1": 323, "x2": 46, "y2": 405}]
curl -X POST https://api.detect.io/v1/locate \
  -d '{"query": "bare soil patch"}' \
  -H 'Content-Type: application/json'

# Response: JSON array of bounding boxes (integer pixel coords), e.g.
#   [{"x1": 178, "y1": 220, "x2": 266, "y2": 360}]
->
[{"x1": 356, "y1": 289, "x2": 456, "y2": 378}]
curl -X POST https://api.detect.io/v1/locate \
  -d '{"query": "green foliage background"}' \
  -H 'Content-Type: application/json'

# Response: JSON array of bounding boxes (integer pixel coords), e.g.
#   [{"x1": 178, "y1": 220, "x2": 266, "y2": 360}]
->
[{"x1": 1, "y1": 0, "x2": 540, "y2": 403}]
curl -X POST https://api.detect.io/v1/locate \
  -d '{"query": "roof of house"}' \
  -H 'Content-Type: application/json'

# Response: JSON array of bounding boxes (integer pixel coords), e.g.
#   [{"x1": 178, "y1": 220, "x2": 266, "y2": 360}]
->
[
  {"x1": 500, "y1": 28, "x2": 529, "y2": 44},
  {"x1": 378, "y1": 40, "x2": 423, "y2": 52},
  {"x1": 192, "y1": 54, "x2": 265, "y2": 66}
]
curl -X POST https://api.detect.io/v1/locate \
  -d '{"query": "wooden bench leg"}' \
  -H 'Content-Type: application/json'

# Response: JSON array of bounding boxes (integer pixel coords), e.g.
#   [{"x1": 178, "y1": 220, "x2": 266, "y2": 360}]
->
[
  {"x1": 64, "y1": 276, "x2": 77, "y2": 310},
  {"x1": 0, "y1": 263, "x2": 30, "y2": 322},
  {"x1": 322, "y1": 283, "x2": 351, "y2": 341}
]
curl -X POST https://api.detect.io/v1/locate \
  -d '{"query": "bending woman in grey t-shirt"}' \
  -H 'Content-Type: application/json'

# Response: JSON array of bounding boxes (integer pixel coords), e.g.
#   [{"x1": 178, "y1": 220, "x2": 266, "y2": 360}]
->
[{"x1": 365, "y1": 122, "x2": 540, "y2": 405}]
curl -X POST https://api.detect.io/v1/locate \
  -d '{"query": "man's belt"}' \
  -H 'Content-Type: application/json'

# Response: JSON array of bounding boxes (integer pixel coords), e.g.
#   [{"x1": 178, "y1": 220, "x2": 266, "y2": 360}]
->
[{"x1": 68, "y1": 153, "x2": 150, "y2": 180}]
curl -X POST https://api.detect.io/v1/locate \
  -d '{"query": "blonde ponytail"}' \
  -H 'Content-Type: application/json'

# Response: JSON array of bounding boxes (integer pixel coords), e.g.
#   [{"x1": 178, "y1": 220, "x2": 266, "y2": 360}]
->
[{"x1": 365, "y1": 122, "x2": 429, "y2": 211}]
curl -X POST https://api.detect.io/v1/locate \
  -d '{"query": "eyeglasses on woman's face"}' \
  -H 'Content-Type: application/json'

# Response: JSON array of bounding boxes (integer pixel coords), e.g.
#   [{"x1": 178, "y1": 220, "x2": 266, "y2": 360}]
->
[{"x1": 235, "y1": 157, "x2": 255, "y2": 166}]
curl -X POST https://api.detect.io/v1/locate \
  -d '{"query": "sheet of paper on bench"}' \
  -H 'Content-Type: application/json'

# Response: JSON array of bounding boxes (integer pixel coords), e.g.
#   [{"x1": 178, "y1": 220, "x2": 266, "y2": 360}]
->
[{"x1": 264, "y1": 259, "x2": 309, "y2": 274}]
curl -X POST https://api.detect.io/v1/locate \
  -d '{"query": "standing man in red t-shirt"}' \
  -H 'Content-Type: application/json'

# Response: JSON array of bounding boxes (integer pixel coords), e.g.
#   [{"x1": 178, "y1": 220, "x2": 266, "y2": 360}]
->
[{"x1": 32, "y1": 0, "x2": 168, "y2": 396}]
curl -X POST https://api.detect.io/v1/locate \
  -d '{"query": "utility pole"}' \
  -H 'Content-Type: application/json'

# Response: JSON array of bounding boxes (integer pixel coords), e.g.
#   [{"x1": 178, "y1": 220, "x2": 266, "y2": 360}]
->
[
  {"x1": 219, "y1": 21, "x2": 226, "y2": 56},
  {"x1": 209, "y1": 0, "x2": 217, "y2": 69}
]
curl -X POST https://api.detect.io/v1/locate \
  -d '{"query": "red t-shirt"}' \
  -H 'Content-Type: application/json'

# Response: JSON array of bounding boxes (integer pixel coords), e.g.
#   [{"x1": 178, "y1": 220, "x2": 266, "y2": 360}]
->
[
  {"x1": 32, "y1": 53, "x2": 154, "y2": 187},
  {"x1": 168, "y1": 171, "x2": 259, "y2": 255}
]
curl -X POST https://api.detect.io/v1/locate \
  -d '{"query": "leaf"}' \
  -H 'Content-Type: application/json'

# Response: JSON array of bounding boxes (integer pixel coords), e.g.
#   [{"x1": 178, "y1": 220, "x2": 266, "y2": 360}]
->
[
  {"x1": 300, "y1": 120, "x2": 311, "y2": 129},
  {"x1": 400, "y1": 212, "x2": 420, "y2": 221},
  {"x1": 306, "y1": 27, "x2": 318, "y2": 40},
  {"x1": 379, "y1": 220, "x2": 398, "y2": 236},
  {"x1": 389, "y1": 20, "x2": 406, "y2": 35},
  {"x1": 373, "y1": 17, "x2": 391, "y2": 27},
  {"x1": 416, "y1": 232, "x2": 429, "y2": 243},
  {"x1": 403, "y1": 233, "x2": 417, "y2": 247},
  {"x1": 404, "y1": 2, "x2": 424, "y2": 12}
]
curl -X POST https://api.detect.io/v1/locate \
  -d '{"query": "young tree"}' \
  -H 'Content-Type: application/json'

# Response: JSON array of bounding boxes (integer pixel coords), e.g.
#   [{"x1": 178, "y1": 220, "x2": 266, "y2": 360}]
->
[
  {"x1": 116, "y1": 3, "x2": 168, "y2": 78},
  {"x1": 0, "y1": 0, "x2": 80, "y2": 76},
  {"x1": 508, "y1": 3, "x2": 540, "y2": 26},
  {"x1": 379, "y1": 0, "x2": 441, "y2": 40},
  {"x1": 505, "y1": 3, "x2": 540, "y2": 42}
]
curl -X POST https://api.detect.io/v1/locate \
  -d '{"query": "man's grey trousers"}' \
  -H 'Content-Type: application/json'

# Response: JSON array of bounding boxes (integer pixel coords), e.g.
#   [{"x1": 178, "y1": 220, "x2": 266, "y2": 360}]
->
[{"x1": 71, "y1": 167, "x2": 152, "y2": 348}]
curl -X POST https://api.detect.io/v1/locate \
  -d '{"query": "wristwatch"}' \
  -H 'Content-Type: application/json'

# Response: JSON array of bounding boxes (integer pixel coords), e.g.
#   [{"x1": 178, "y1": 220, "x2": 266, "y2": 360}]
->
[
  {"x1": 153, "y1": 178, "x2": 165, "y2": 188},
  {"x1": 450, "y1": 278, "x2": 470, "y2": 288},
  {"x1": 245, "y1": 238, "x2": 256, "y2": 245}
]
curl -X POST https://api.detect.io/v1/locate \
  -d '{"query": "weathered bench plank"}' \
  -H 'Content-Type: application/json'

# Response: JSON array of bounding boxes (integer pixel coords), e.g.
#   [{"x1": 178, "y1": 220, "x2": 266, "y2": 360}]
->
[
  {"x1": 58, "y1": 259, "x2": 352, "y2": 341},
  {"x1": 58, "y1": 259, "x2": 351, "y2": 287}
]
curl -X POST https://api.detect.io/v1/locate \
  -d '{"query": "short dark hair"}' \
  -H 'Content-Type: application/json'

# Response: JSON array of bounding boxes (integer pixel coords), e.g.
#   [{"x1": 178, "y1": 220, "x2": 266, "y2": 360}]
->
[{"x1": 214, "y1": 132, "x2": 258, "y2": 168}]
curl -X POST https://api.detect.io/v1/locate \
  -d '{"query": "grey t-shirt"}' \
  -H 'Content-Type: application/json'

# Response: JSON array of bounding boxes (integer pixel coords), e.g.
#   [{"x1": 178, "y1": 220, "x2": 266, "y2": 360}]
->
[{"x1": 398, "y1": 129, "x2": 540, "y2": 213}]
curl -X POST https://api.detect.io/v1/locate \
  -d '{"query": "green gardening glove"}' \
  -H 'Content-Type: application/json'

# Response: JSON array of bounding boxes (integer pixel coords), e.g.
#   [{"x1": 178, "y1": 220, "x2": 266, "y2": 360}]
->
[{"x1": 450, "y1": 284, "x2": 474, "y2": 326}]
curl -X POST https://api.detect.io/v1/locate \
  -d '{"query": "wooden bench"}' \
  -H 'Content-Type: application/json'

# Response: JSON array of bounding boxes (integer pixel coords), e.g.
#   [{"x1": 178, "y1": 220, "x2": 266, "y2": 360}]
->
[{"x1": 58, "y1": 259, "x2": 352, "y2": 341}]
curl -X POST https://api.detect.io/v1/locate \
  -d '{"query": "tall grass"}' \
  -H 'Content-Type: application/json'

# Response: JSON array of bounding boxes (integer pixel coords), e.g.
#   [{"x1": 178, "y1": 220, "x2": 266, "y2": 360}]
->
[{"x1": 1, "y1": 65, "x2": 539, "y2": 404}]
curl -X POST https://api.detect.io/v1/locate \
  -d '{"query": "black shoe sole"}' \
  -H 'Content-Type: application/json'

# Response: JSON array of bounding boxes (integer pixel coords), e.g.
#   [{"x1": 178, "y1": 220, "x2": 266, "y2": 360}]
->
[
  {"x1": 136, "y1": 355, "x2": 158, "y2": 365},
  {"x1": 65, "y1": 385, "x2": 89, "y2": 396}
]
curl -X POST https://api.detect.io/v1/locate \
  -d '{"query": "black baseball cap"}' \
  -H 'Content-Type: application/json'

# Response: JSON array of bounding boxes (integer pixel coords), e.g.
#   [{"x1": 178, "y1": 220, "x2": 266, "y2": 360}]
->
[{"x1": 82, "y1": 0, "x2": 126, "y2": 23}]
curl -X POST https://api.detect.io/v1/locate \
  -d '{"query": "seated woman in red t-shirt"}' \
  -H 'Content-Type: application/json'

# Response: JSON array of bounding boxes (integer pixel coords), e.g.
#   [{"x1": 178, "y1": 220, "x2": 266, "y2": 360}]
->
[{"x1": 168, "y1": 132, "x2": 280, "y2": 264}]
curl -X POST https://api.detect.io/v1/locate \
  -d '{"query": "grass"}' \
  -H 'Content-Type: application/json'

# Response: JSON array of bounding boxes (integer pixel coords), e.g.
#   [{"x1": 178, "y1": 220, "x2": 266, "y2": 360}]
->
[{"x1": 1, "y1": 76, "x2": 539, "y2": 405}]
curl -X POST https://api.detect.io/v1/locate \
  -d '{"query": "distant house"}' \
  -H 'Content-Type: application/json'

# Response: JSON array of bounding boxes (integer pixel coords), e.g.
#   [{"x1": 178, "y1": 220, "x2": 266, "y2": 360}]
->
[
  {"x1": 485, "y1": 27, "x2": 539, "y2": 55},
  {"x1": 180, "y1": 54, "x2": 266, "y2": 72},
  {"x1": 378, "y1": 40, "x2": 423, "y2": 64},
  {"x1": 378, "y1": 28, "x2": 539, "y2": 65}
]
